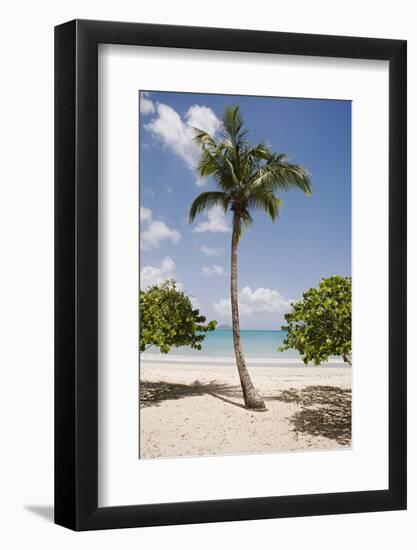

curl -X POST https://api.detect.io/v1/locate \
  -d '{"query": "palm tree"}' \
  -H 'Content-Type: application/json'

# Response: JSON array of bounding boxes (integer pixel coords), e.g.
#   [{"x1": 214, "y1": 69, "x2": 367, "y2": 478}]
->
[{"x1": 189, "y1": 106, "x2": 311, "y2": 410}]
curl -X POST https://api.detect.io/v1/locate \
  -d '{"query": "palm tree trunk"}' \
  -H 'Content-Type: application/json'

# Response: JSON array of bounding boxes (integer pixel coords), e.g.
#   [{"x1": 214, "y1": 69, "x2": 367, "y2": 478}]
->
[{"x1": 230, "y1": 214, "x2": 267, "y2": 410}]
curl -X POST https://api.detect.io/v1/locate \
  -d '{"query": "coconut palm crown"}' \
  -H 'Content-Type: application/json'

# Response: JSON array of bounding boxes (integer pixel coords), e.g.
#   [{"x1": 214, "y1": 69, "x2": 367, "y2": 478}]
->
[{"x1": 189, "y1": 106, "x2": 312, "y2": 410}]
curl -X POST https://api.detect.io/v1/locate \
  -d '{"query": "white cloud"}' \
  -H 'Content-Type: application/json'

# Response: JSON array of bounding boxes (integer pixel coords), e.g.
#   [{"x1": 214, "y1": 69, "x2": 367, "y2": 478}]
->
[
  {"x1": 140, "y1": 257, "x2": 178, "y2": 289},
  {"x1": 144, "y1": 102, "x2": 220, "y2": 176},
  {"x1": 140, "y1": 207, "x2": 181, "y2": 250},
  {"x1": 186, "y1": 105, "x2": 220, "y2": 138},
  {"x1": 140, "y1": 92, "x2": 155, "y2": 115},
  {"x1": 142, "y1": 221, "x2": 181, "y2": 250},
  {"x1": 200, "y1": 245, "x2": 223, "y2": 257},
  {"x1": 140, "y1": 206, "x2": 152, "y2": 222},
  {"x1": 193, "y1": 206, "x2": 230, "y2": 233},
  {"x1": 213, "y1": 286, "x2": 292, "y2": 317},
  {"x1": 195, "y1": 177, "x2": 206, "y2": 187},
  {"x1": 202, "y1": 264, "x2": 226, "y2": 276},
  {"x1": 189, "y1": 295, "x2": 200, "y2": 310}
]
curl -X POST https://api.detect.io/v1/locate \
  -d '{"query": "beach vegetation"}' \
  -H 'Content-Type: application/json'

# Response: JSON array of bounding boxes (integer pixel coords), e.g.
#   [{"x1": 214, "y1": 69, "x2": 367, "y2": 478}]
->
[
  {"x1": 279, "y1": 275, "x2": 352, "y2": 365},
  {"x1": 140, "y1": 280, "x2": 217, "y2": 354}
]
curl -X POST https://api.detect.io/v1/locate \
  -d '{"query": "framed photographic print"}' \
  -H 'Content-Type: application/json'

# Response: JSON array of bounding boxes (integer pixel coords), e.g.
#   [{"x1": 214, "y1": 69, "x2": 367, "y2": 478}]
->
[{"x1": 55, "y1": 20, "x2": 407, "y2": 530}]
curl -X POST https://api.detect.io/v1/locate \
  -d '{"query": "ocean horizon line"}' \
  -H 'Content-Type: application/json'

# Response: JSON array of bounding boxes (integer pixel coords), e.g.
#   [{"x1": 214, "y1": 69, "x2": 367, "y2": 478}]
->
[{"x1": 215, "y1": 328, "x2": 286, "y2": 332}]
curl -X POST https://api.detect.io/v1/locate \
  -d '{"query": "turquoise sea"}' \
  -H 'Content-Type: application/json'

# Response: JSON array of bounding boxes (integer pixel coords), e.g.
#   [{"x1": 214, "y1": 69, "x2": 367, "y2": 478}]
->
[{"x1": 141, "y1": 329, "x2": 347, "y2": 366}]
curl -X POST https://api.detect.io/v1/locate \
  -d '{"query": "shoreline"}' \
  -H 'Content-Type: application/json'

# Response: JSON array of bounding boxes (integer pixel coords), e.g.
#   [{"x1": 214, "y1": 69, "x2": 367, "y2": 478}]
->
[
  {"x1": 140, "y1": 362, "x2": 352, "y2": 459},
  {"x1": 140, "y1": 355, "x2": 349, "y2": 368}
]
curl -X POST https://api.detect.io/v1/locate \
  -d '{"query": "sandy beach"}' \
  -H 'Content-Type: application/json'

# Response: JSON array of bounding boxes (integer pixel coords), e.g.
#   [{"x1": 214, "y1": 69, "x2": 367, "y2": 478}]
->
[{"x1": 139, "y1": 360, "x2": 352, "y2": 459}]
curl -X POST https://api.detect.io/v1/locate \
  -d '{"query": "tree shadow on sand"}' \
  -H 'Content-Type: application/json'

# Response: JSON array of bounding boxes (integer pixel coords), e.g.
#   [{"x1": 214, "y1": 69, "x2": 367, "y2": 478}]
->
[
  {"x1": 140, "y1": 380, "x2": 245, "y2": 409},
  {"x1": 270, "y1": 386, "x2": 352, "y2": 446},
  {"x1": 140, "y1": 381, "x2": 351, "y2": 445}
]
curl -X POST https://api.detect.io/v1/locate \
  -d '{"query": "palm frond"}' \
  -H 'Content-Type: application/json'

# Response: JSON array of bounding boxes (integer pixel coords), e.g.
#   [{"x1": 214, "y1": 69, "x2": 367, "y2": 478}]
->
[
  {"x1": 233, "y1": 208, "x2": 253, "y2": 241},
  {"x1": 196, "y1": 148, "x2": 219, "y2": 178},
  {"x1": 195, "y1": 146, "x2": 240, "y2": 192},
  {"x1": 248, "y1": 142, "x2": 271, "y2": 160},
  {"x1": 238, "y1": 142, "x2": 271, "y2": 184},
  {"x1": 240, "y1": 208, "x2": 254, "y2": 227},
  {"x1": 192, "y1": 127, "x2": 217, "y2": 150},
  {"x1": 223, "y1": 156, "x2": 240, "y2": 187},
  {"x1": 189, "y1": 191, "x2": 230, "y2": 223},
  {"x1": 247, "y1": 191, "x2": 282, "y2": 221},
  {"x1": 221, "y1": 106, "x2": 248, "y2": 149},
  {"x1": 249, "y1": 157, "x2": 312, "y2": 195}
]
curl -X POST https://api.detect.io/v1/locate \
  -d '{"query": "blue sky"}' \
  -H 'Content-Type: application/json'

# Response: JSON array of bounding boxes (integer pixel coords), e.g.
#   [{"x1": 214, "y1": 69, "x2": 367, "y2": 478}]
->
[{"x1": 139, "y1": 91, "x2": 351, "y2": 329}]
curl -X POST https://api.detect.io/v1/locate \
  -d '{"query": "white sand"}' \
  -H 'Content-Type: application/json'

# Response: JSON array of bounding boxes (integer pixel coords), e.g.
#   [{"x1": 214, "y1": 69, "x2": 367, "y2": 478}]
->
[{"x1": 140, "y1": 361, "x2": 352, "y2": 459}]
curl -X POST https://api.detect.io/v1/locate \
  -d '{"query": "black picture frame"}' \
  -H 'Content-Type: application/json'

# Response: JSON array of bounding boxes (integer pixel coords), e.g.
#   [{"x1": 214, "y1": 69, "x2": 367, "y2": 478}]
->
[{"x1": 55, "y1": 19, "x2": 407, "y2": 531}]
